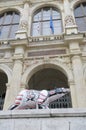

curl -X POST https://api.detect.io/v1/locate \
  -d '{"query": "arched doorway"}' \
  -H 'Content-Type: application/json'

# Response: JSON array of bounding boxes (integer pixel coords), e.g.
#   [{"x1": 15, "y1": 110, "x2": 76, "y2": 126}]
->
[
  {"x1": 0, "y1": 70, "x2": 8, "y2": 110},
  {"x1": 28, "y1": 68, "x2": 72, "y2": 108}
]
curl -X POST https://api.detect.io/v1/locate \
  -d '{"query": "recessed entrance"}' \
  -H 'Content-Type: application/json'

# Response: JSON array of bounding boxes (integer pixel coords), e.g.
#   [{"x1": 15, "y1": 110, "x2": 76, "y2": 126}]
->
[
  {"x1": 28, "y1": 68, "x2": 72, "y2": 108},
  {"x1": 28, "y1": 68, "x2": 68, "y2": 90}
]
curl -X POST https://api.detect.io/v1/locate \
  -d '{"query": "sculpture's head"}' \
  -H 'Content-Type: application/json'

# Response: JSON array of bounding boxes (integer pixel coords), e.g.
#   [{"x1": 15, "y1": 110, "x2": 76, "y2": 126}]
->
[{"x1": 62, "y1": 88, "x2": 70, "y2": 93}]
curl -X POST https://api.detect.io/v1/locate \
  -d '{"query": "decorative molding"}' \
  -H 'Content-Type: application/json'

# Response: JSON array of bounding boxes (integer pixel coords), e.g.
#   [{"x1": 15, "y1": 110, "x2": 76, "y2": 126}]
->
[
  {"x1": 28, "y1": 34, "x2": 64, "y2": 43},
  {"x1": 23, "y1": 55, "x2": 71, "y2": 73},
  {"x1": 27, "y1": 49, "x2": 66, "y2": 57}
]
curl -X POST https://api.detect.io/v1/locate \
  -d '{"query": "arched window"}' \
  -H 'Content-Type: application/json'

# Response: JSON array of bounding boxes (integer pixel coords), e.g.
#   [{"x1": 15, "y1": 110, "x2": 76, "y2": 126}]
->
[
  {"x1": 32, "y1": 7, "x2": 62, "y2": 36},
  {"x1": 74, "y1": 2, "x2": 86, "y2": 32},
  {"x1": 0, "y1": 11, "x2": 20, "y2": 39}
]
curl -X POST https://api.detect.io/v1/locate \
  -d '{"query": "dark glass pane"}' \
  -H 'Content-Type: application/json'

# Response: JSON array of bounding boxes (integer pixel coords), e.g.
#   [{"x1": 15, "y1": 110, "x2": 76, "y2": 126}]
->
[
  {"x1": 4, "y1": 12, "x2": 13, "y2": 24},
  {"x1": 0, "y1": 11, "x2": 20, "y2": 39},
  {"x1": 54, "y1": 20, "x2": 62, "y2": 34},
  {"x1": 83, "y1": 2, "x2": 86, "y2": 7},
  {"x1": 52, "y1": 10, "x2": 61, "y2": 19},
  {"x1": 43, "y1": 21, "x2": 50, "y2": 35},
  {"x1": 33, "y1": 12, "x2": 41, "y2": 22},
  {"x1": 74, "y1": 2, "x2": 86, "y2": 32},
  {"x1": 13, "y1": 13, "x2": 20, "y2": 23},
  {"x1": 83, "y1": 3, "x2": 86, "y2": 15},
  {"x1": 9, "y1": 24, "x2": 19, "y2": 38},
  {"x1": 74, "y1": 5, "x2": 83, "y2": 17},
  {"x1": 43, "y1": 8, "x2": 50, "y2": 20},
  {"x1": 32, "y1": 22, "x2": 41, "y2": 36},
  {"x1": 76, "y1": 17, "x2": 86, "y2": 31},
  {"x1": 0, "y1": 26, "x2": 10, "y2": 39},
  {"x1": 0, "y1": 15, "x2": 4, "y2": 25}
]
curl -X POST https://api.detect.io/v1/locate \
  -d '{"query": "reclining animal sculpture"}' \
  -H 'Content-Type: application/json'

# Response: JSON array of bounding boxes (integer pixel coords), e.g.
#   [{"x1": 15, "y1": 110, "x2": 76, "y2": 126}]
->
[{"x1": 9, "y1": 87, "x2": 70, "y2": 110}]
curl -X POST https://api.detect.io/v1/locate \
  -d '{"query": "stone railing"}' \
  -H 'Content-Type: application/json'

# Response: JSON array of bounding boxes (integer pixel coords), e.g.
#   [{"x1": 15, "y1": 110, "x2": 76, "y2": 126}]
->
[{"x1": 28, "y1": 34, "x2": 64, "y2": 43}]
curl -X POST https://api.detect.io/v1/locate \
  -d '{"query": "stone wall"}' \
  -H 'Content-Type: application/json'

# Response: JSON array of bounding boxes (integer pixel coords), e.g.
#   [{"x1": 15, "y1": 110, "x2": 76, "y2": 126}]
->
[{"x1": 0, "y1": 108, "x2": 86, "y2": 130}]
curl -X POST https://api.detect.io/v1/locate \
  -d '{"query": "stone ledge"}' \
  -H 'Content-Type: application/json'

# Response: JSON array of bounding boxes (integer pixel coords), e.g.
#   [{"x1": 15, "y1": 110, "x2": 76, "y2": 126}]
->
[{"x1": 0, "y1": 108, "x2": 86, "y2": 119}]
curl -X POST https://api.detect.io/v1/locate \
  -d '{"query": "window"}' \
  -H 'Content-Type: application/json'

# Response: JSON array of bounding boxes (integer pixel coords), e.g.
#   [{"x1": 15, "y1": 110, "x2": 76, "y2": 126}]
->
[
  {"x1": 32, "y1": 7, "x2": 62, "y2": 36},
  {"x1": 74, "y1": 2, "x2": 86, "y2": 32},
  {"x1": 0, "y1": 11, "x2": 20, "y2": 39}
]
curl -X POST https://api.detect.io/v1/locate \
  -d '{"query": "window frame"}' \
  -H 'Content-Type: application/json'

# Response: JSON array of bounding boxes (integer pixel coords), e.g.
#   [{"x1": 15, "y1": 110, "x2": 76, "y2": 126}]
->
[
  {"x1": 0, "y1": 11, "x2": 20, "y2": 40},
  {"x1": 74, "y1": 2, "x2": 86, "y2": 32},
  {"x1": 31, "y1": 7, "x2": 63, "y2": 36}
]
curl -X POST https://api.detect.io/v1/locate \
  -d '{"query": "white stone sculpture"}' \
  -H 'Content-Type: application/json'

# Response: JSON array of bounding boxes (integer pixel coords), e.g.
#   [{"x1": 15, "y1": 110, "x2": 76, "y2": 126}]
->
[{"x1": 9, "y1": 88, "x2": 70, "y2": 110}]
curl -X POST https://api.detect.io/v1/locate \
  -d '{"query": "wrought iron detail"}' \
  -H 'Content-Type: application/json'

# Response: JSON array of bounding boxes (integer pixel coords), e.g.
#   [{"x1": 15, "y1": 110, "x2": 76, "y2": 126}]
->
[{"x1": 49, "y1": 93, "x2": 72, "y2": 108}]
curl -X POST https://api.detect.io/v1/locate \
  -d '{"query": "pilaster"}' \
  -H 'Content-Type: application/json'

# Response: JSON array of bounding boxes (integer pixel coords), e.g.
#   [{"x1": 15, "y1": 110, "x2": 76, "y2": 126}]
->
[
  {"x1": 3, "y1": 83, "x2": 10, "y2": 110},
  {"x1": 4, "y1": 40, "x2": 26, "y2": 109},
  {"x1": 68, "y1": 81, "x2": 78, "y2": 108},
  {"x1": 15, "y1": 2, "x2": 29, "y2": 39},
  {"x1": 65, "y1": 33, "x2": 86, "y2": 107},
  {"x1": 71, "y1": 55, "x2": 86, "y2": 107},
  {"x1": 63, "y1": 0, "x2": 78, "y2": 34}
]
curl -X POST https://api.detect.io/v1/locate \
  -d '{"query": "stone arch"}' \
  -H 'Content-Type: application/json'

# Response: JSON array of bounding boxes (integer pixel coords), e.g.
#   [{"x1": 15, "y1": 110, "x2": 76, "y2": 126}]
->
[
  {"x1": 0, "y1": 7, "x2": 22, "y2": 15},
  {"x1": 21, "y1": 60, "x2": 73, "y2": 108},
  {"x1": 0, "y1": 64, "x2": 12, "y2": 110},
  {"x1": 72, "y1": 0, "x2": 86, "y2": 9},
  {"x1": 21, "y1": 60, "x2": 73, "y2": 88},
  {"x1": 31, "y1": 3, "x2": 62, "y2": 16}
]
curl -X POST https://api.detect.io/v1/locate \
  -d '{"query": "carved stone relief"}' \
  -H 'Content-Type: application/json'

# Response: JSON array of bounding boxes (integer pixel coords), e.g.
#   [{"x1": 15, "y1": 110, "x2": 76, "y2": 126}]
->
[
  {"x1": 65, "y1": 15, "x2": 75, "y2": 26},
  {"x1": 19, "y1": 20, "x2": 28, "y2": 30}
]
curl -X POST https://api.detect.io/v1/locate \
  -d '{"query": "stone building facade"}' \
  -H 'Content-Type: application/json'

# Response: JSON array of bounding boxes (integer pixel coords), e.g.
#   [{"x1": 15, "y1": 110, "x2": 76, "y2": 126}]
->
[{"x1": 0, "y1": 0, "x2": 86, "y2": 110}]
